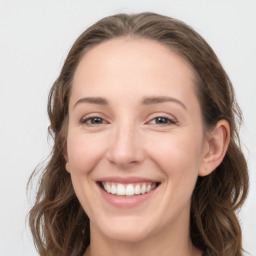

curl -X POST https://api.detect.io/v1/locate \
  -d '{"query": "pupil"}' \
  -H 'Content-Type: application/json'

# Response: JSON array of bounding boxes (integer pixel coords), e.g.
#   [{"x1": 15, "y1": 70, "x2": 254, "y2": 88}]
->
[
  {"x1": 92, "y1": 118, "x2": 102, "y2": 124},
  {"x1": 156, "y1": 117, "x2": 167, "y2": 123}
]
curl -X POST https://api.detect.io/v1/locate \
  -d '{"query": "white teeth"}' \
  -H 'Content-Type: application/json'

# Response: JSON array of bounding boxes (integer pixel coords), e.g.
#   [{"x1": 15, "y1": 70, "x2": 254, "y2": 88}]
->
[
  {"x1": 105, "y1": 183, "x2": 111, "y2": 193},
  {"x1": 125, "y1": 184, "x2": 134, "y2": 196},
  {"x1": 134, "y1": 184, "x2": 140, "y2": 194},
  {"x1": 141, "y1": 184, "x2": 146, "y2": 194},
  {"x1": 110, "y1": 184, "x2": 117, "y2": 194},
  {"x1": 116, "y1": 184, "x2": 126, "y2": 195},
  {"x1": 102, "y1": 182, "x2": 157, "y2": 196}
]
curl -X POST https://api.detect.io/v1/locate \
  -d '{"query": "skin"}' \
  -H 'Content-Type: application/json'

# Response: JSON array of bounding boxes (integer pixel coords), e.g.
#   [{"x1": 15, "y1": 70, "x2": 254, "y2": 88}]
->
[{"x1": 65, "y1": 37, "x2": 230, "y2": 256}]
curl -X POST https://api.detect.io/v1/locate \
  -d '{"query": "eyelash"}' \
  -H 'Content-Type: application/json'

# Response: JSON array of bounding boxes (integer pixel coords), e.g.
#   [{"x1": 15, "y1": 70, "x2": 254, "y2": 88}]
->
[
  {"x1": 148, "y1": 116, "x2": 177, "y2": 126},
  {"x1": 80, "y1": 114, "x2": 177, "y2": 127},
  {"x1": 80, "y1": 115, "x2": 107, "y2": 126}
]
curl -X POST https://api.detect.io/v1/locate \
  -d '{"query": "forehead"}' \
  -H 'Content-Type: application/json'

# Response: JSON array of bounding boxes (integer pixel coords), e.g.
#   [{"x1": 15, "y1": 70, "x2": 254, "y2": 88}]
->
[
  {"x1": 71, "y1": 37, "x2": 198, "y2": 108},
  {"x1": 74, "y1": 37, "x2": 195, "y2": 80}
]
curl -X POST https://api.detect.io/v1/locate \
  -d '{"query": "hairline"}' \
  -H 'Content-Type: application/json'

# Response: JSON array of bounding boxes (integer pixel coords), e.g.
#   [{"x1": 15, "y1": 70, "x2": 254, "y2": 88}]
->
[{"x1": 67, "y1": 34, "x2": 207, "y2": 130}]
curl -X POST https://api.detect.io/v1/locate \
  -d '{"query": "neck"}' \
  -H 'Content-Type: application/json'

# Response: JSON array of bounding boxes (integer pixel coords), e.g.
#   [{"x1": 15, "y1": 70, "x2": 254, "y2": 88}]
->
[{"x1": 85, "y1": 240, "x2": 201, "y2": 256}]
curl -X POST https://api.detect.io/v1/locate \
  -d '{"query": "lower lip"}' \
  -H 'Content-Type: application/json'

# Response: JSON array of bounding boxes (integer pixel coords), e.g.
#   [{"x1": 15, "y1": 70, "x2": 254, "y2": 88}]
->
[{"x1": 99, "y1": 185, "x2": 157, "y2": 208}]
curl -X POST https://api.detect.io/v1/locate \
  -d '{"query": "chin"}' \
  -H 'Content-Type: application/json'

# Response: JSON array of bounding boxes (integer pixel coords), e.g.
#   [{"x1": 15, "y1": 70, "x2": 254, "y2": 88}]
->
[
  {"x1": 95, "y1": 217, "x2": 154, "y2": 243},
  {"x1": 105, "y1": 228, "x2": 150, "y2": 243}
]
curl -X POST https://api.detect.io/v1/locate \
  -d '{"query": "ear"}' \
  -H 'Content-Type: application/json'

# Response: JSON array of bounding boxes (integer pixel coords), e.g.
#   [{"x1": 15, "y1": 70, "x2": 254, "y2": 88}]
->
[
  {"x1": 64, "y1": 147, "x2": 71, "y2": 173},
  {"x1": 199, "y1": 120, "x2": 230, "y2": 177}
]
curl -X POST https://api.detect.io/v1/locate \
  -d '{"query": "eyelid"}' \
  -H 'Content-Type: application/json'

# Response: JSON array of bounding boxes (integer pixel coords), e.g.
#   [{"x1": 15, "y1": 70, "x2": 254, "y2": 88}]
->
[
  {"x1": 79, "y1": 113, "x2": 109, "y2": 125},
  {"x1": 78, "y1": 112, "x2": 178, "y2": 127},
  {"x1": 146, "y1": 113, "x2": 178, "y2": 125}
]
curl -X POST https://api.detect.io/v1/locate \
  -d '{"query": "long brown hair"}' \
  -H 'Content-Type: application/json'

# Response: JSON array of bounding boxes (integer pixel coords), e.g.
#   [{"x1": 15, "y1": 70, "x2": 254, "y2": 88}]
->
[{"x1": 28, "y1": 12, "x2": 249, "y2": 256}]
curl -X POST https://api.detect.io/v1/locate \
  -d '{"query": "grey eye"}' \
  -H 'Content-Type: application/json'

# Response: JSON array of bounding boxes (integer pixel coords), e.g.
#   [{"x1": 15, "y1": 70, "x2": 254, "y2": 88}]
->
[
  {"x1": 150, "y1": 117, "x2": 175, "y2": 125},
  {"x1": 81, "y1": 117, "x2": 104, "y2": 125},
  {"x1": 154, "y1": 117, "x2": 170, "y2": 124}
]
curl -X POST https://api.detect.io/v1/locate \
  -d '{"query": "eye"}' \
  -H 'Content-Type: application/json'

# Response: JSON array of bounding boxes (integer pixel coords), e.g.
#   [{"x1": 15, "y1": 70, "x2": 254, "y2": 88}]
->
[
  {"x1": 148, "y1": 116, "x2": 177, "y2": 125},
  {"x1": 80, "y1": 116, "x2": 106, "y2": 126}
]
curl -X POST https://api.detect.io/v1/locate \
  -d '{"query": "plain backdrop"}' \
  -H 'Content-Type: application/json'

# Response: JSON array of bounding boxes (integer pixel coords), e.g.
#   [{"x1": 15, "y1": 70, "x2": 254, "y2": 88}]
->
[{"x1": 0, "y1": 1, "x2": 255, "y2": 255}]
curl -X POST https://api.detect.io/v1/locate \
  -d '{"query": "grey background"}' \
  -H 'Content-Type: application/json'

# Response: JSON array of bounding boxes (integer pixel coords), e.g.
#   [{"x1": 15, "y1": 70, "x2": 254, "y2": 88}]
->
[{"x1": 0, "y1": 1, "x2": 255, "y2": 255}]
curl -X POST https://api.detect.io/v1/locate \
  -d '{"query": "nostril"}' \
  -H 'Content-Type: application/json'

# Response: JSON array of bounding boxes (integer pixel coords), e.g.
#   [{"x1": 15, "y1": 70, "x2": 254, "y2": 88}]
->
[
  {"x1": 106, "y1": 129, "x2": 145, "y2": 167},
  {"x1": 106, "y1": 146, "x2": 145, "y2": 168}
]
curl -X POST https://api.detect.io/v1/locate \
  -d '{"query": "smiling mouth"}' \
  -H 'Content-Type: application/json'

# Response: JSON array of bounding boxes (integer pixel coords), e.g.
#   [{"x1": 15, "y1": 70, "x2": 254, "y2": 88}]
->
[{"x1": 98, "y1": 181, "x2": 160, "y2": 197}]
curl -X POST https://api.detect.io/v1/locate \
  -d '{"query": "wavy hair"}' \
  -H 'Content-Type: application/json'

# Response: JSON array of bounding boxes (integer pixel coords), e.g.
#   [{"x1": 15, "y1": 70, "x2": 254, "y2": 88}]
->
[{"x1": 28, "y1": 12, "x2": 249, "y2": 256}]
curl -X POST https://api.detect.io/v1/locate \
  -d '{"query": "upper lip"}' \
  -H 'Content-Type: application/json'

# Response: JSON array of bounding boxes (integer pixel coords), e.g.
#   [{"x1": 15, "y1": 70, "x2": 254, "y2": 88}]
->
[{"x1": 96, "y1": 176, "x2": 160, "y2": 184}]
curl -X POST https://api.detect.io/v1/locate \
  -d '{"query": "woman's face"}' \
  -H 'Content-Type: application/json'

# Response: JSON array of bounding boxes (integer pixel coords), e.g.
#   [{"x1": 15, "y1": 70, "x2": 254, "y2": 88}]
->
[{"x1": 66, "y1": 38, "x2": 209, "y2": 243}]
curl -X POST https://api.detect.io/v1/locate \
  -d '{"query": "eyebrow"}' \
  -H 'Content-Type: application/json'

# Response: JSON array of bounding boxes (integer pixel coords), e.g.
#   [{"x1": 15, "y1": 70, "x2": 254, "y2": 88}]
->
[
  {"x1": 73, "y1": 96, "x2": 187, "y2": 110},
  {"x1": 73, "y1": 97, "x2": 108, "y2": 108},
  {"x1": 142, "y1": 96, "x2": 187, "y2": 110}
]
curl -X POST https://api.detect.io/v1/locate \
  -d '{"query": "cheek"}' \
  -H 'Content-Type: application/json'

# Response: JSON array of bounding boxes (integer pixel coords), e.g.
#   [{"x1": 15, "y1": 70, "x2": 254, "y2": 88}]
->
[
  {"x1": 66, "y1": 131, "x2": 106, "y2": 175},
  {"x1": 142, "y1": 131, "x2": 204, "y2": 223},
  {"x1": 66, "y1": 132, "x2": 106, "y2": 218},
  {"x1": 148, "y1": 131, "x2": 204, "y2": 179}
]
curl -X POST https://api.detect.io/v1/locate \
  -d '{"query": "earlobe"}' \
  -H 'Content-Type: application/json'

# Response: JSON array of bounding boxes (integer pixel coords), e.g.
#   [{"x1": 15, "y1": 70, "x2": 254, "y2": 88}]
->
[
  {"x1": 66, "y1": 162, "x2": 71, "y2": 173},
  {"x1": 64, "y1": 148, "x2": 71, "y2": 173},
  {"x1": 199, "y1": 120, "x2": 230, "y2": 177}
]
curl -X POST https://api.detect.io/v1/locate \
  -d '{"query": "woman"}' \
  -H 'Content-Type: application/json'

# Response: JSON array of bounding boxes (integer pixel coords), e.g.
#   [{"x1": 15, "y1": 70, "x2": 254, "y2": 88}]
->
[{"x1": 29, "y1": 12, "x2": 249, "y2": 256}]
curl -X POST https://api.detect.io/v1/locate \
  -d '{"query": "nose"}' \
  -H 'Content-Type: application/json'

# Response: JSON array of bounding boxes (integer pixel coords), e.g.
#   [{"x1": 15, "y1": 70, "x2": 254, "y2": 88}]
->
[{"x1": 106, "y1": 123, "x2": 145, "y2": 169}]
